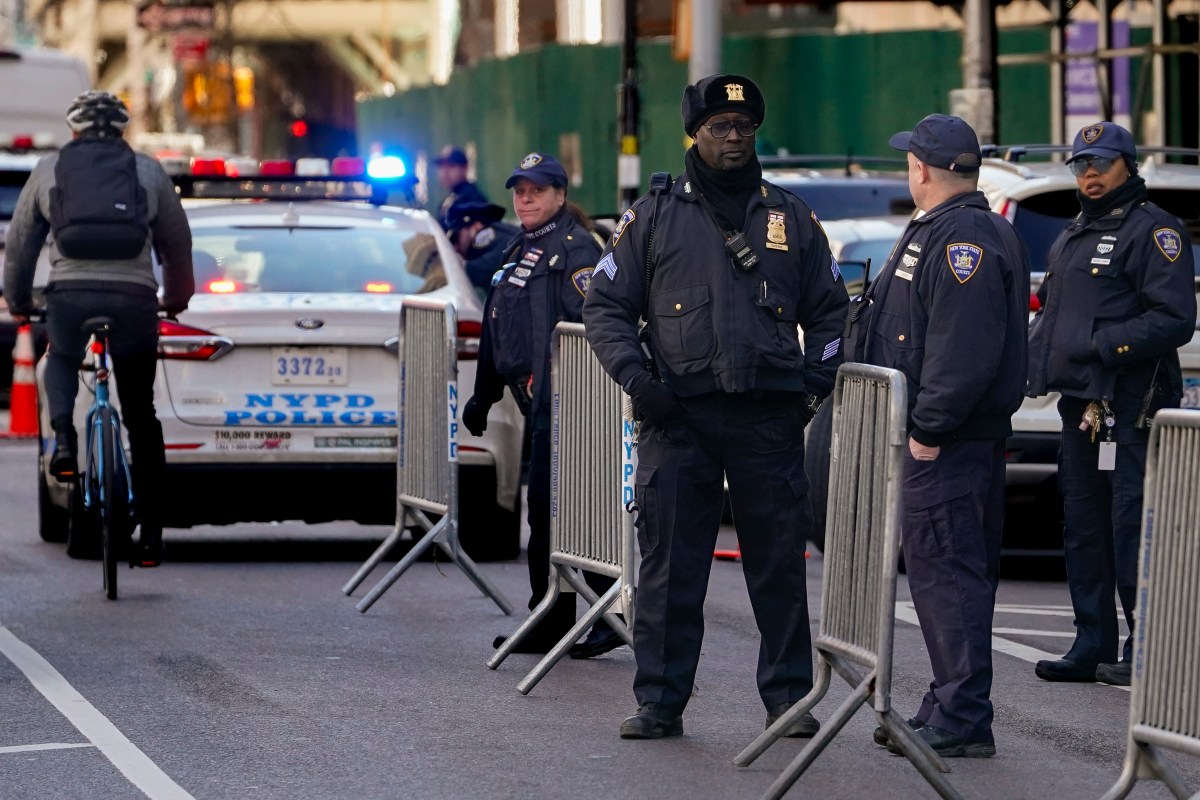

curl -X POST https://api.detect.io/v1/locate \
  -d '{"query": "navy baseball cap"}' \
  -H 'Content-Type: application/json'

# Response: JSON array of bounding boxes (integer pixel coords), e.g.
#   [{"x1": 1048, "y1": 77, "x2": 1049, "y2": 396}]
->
[
  {"x1": 442, "y1": 200, "x2": 505, "y2": 235},
  {"x1": 434, "y1": 145, "x2": 468, "y2": 166},
  {"x1": 1067, "y1": 122, "x2": 1136, "y2": 164},
  {"x1": 504, "y1": 152, "x2": 568, "y2": 189},
  {"x1": 889, "y1": 114, "x2": 982, "y2": 172}
]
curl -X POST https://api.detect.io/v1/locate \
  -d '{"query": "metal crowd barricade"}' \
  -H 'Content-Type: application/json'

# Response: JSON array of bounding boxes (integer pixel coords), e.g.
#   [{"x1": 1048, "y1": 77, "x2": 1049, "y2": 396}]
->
[
  {"x1": 486, "y1": 322, "x2": 636, "y2": 693},
  {"x1": 341, "y1": 298, "x2": 512, "y2": 616},
  {"x1": 1100, "y1": 409, "x2": 1200, "y2": 800},
  {"x1": 735, "y1": 363, "x2": 963, "y2": 800}
]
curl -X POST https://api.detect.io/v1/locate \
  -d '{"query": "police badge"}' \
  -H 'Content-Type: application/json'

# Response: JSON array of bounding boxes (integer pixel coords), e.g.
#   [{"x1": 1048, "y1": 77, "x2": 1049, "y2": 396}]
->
[
  {"x1": 946, "y1": 243, "x2": 984, "y2": 283},
  {"x1": 725, "y1": 83, "x2": 745, "y2": 101},
  {"x1": 765, "y1": 211, "x2": 788, "y2": 251},
  {"x1": 520, "y1": 152, "x2": 543, "y2": 169},
  {"x1": 1081, "y1": 124, "x2": 1104, "y2": 144},
  {"x1": 1154, "y1": 228, "x2": 1182, "y2": 262}
]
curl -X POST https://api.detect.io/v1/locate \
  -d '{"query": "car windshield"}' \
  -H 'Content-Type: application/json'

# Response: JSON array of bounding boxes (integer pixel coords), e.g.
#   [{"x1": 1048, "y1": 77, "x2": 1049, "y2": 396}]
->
[
  {"x1": 1013, "y1": 187, "x2": 1200, "y2": 274},
  {"x1": 772, "y1": 180, "x2": 915, "y2": 220},
  {"x1": 0, "y1": 173, "x2": 29, "y2": 219},
  {"x1": 189, "y1": 225, "x2": 441, "y2": 294}
]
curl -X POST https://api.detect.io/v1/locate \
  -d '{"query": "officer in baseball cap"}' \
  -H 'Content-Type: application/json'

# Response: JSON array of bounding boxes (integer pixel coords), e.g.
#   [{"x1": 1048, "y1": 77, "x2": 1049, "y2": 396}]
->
[
  {"x1": 503, "y1": 152, "x2": 569, "y2": 190},
  {"x1": 1065, "y1": 121, "x2": 1138, "y2": 176},
  {"x1": 888, "y1": 113, "x2": 982, "y2": 173},
  {"x1": 434, "y1": 144, "x2": 488, "y2": 221}
]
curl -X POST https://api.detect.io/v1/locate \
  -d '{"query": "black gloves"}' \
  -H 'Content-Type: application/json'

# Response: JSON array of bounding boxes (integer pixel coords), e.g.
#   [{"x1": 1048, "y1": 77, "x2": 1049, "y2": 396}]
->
[
  {"x1": 462, "y1": 395, "x2": 490, "y2": 437},
  {"x1": 623, "y1": 370, "x2": 681, "y2": 426}
]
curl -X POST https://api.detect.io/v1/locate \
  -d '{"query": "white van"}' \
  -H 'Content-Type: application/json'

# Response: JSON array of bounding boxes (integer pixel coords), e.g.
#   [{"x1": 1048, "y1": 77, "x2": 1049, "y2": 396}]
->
[{"x1": 0, "y1": 47, "x2": 90, "y2": 146}]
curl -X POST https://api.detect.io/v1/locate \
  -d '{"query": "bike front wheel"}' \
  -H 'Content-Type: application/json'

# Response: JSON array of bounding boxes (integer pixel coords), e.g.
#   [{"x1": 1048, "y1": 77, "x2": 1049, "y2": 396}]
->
[{"x1": 96, "y1": 408, "x2": 130, "y2": 600}]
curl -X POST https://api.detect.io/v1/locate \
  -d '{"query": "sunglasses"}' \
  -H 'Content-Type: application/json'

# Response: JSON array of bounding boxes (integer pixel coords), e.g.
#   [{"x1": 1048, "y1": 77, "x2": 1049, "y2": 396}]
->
[
  {"x1": 703, "y1": 119, "x2": 758, "y2": 139},
  {"x1": 1068, "y1": 156, "x2": 1118, "y2": 177}
]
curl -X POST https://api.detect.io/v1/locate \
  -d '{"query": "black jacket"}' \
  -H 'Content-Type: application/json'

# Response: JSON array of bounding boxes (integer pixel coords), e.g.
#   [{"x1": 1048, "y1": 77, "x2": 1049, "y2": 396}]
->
[
  {"x1": 473, "y1": 211, "x2": 601, "y2": 416},
  {"x1": 858, "y1": 191, "x2": 1030, "y2": 445},
  {"x1": 1027, "y1": 190, "x2": 1196, "y2": 442},
  {"x1": 583, "y1": 173, "x2": 848, "y2": 401},
  {"x1": 463, "y1": 221, "x2": 522, "y2": 290}
]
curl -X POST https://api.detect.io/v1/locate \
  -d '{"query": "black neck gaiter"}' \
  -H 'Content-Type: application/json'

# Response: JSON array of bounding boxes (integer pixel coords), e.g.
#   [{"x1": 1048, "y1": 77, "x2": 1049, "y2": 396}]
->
[
  {"x1": 1078, "y1": 175, "x2": 1147, "y2": 221},
  {"x1": 685, "y1": 146, "x2": 762, "y2": 233}
]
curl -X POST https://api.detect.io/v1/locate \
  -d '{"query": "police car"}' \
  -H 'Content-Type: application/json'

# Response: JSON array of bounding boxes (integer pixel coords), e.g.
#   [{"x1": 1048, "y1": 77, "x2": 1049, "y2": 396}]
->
[{"x1": 36, "y1": 158, "x2": 524, "y2": 560}]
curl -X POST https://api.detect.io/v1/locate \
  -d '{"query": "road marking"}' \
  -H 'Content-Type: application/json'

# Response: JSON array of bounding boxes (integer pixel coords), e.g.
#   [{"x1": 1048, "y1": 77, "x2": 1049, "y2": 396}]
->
[
  {"x1": 0, "y1": 743, "x2": 96, "y2": 754},
  {"x1": 0, "y1": 626, "x2": 196, "y2": 799},
  {"x1": 992, "y1": 627, "x2": 1075, "y2": 638},
  {"x1": 894, "y1": 604, "x2": 1131, "y2": 693},
  {"x1": 992, "y1": 607, "x2": 1077, "y2": 617}
]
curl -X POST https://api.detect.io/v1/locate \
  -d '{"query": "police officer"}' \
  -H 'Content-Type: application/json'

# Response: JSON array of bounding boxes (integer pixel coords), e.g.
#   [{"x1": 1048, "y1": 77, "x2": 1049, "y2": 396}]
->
[
  {"x1": 462, "y1": 152, "x2": 619, "y2": 656},
  {"x1": 434, "y1": 146, "x2": 489, "y2": 221},
  {"x1": 856, "y1": 115, "x2": 1029, "y2": 758},
  {"x1": 441, "y1": 199, "x2": 521, "y2": 292},
  {"x1": 1028, "y1": 122, "x2": 1196, "y2": 687},
  {"x1": 584, "y1": 74, "x2": 848, "y2": 739}
]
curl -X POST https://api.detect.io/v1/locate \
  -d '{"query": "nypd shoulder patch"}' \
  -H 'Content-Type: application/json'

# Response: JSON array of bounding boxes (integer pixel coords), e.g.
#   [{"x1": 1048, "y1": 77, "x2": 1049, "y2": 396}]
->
[
  {"x1": 946, "y1": 243, "x2": 984, "y2": 284},
  {"x1": 612, "y1": 208, "x2": 636, "y2": 246},
  {"x1": 571, "y1": 268, "x2": 592, "y2": 297},
  {"x1": 593, "y1": 252, "x2": 618, "y2": 281},
  {"x1": 1154, "y1": 228, "x2": 1183, "y2": 263}
]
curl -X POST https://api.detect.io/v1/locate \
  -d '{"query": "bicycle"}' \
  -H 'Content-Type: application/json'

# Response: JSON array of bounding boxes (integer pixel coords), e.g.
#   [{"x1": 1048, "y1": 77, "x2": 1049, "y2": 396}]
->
[{"x1": 70, "y1": 316, "x2": 136, "y2": 600}]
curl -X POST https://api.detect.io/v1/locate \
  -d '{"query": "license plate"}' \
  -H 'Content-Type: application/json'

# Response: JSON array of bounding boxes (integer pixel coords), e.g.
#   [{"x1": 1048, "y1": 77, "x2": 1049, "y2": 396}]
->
[
  {"x1": 1183, "y1": 377, "x2": 1200, "y2": 410},
  {"x1": 270, "y1": 347, "x2": 348, "y2": 385}
]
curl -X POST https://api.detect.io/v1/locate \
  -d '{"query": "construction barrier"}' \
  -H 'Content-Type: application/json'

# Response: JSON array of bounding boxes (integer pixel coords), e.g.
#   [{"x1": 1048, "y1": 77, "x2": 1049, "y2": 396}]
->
[
  {"x1": 1100, "y1": 409, "x2": 1200, "y2": 800},
  {"x1": 734, "y1": 363, "x2": 964, "y2": 800},
  {"x1": 2, "y1": 324, "x2": 37, "y2": 439},
  {"x1": 341, "y1": 298, "x2": 512, "y2": 616},
  {"x1": 487, "y1": 322, "x2": 636, "y2": 693}
]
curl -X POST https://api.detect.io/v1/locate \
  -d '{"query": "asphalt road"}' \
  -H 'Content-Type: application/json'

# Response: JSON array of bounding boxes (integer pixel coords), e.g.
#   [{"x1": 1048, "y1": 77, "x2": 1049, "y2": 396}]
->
[{"x1": 0, "y1": 437, "x2": 1195, "y2": 800}]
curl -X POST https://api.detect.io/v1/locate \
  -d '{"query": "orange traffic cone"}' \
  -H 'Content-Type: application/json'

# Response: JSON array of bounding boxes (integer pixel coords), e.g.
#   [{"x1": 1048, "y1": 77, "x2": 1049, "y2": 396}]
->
[{"x1": 3, "y1": 324, "x2": 38, "y2": 439}]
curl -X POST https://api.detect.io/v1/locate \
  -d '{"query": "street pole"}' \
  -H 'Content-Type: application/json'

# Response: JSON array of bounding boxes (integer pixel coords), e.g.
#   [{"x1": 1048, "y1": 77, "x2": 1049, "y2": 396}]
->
[
  {"x1": 618, "y1": 0, "x2": 639, "y2": 211},
  {"x1": 957, "y1": 0, "x2": 996, "y2": 145},
  {"x1": 689, "y1": 0, "x2": 720, "y2": 84}
]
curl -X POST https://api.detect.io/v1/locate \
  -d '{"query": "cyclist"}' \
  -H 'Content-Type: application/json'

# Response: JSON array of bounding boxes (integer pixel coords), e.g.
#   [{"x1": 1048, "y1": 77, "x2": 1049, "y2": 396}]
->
[{"x1": 3, "y1": 91, "x2": 194, "y2": 567}]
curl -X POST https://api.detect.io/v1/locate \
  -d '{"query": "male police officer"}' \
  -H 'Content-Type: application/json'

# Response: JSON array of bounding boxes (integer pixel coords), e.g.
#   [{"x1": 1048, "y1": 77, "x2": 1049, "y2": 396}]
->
[
  {"x1": 856, "y1": 115, "x2": 1029, "y2": 758},
  {"x1": 434, "y1": 145, "x2": 488, "y2": 221},
  {"x1": 1028, "y1": 122, "x2": 1196, "y2": 687},
  {"x1": 584, "y1": 74, "x2": 848, "y2": 739},
  {"x1": 441, "y1": 199, "x2": 520, "y2": 292}
]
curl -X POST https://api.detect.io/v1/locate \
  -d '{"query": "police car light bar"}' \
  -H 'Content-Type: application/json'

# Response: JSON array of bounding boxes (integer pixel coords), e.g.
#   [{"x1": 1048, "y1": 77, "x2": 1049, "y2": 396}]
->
[{"x1": 173, "y1": 174, "x2": 384, "y2": 204}]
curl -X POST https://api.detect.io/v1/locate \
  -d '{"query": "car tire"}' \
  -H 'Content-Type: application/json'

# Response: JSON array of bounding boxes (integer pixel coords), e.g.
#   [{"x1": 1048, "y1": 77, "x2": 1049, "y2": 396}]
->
[
  {"x1": 457, "y1": 466, "x2": 521, "y2": 562},
  {"x1": 37, "y1": 450, "x2": 69, "y2": 543},
  {"x1": 804, "y1": 403, "x2": 833, "y2": 553}
]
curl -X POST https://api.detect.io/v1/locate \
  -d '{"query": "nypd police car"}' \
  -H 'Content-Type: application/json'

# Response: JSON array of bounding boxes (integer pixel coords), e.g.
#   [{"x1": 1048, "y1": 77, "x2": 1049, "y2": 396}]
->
[{"x1": 36, "y1": 159, "x2": 524, "y2": 560}]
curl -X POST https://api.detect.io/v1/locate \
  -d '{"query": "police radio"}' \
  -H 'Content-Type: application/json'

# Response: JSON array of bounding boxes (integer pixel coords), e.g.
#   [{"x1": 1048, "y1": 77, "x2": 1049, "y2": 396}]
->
[{"x1": 726, "y1": 232, "x2": 759, "y2": 271}]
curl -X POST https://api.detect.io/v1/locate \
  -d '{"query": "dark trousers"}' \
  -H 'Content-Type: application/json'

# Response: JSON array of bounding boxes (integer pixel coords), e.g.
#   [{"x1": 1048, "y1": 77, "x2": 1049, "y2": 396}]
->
[
  {"x1": 1057, "y1": 397, "x2": 1143, "y2": 666},
  {"x1": 44, "y1": 287, "x2": 165, "y2": 528},
  {"x1": 526, "y1": 410, "x2": 614, "y2": 635},
  {"x1": 902, "y1": 439, "x2": 1005, "y2": 741},
  {"x1": 632, "y1": 393, "x2": 814, "y2": 714}
]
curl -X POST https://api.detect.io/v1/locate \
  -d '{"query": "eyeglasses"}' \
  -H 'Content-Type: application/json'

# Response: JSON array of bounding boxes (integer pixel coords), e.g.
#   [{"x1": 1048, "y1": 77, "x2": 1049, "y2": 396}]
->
[
  {"x1": 1068, "y1": 156, "x2": 1117, "y2": 177},
  {"x1": 703, "y1": 119, "x2": 758, "y2": 139}
]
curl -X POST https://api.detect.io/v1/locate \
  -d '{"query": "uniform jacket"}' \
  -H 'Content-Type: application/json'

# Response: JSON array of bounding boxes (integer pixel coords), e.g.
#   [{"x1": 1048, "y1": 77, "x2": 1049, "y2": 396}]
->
[
  {"x1": 1027, "y1": 191, "x2": 1196, "y2": 442},
  {"x1": 3, "y1": 147, "x2": 194, "y2": 314},
  {"x1": 474, "y1": 211, "x2": 600, "y2": 416},
  {"x1": 463, "y1": 221, "x2": 522, "y2": 290},
  {"x1": 583, "y1": 173, "x2": 848, "y2": 400},
  {"x1": 859, "y1": 191, "x2": 1030, "y2": 445}
]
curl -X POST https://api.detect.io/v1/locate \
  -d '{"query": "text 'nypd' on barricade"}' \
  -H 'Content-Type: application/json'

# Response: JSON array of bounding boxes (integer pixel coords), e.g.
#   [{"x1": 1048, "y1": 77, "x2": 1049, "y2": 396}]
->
[
  {"x1": 487, "y1": 322, "x2": 636, "y2": 693},
  {"x1": 1100, "y1": 409, "x2": 1200, "y2": 800},
  {"x1": 734, "y1": 363, "x2": 963, "y2": 800},
  {"x1": 341, "y1": 297, "x2": 512, "y2": 615}
]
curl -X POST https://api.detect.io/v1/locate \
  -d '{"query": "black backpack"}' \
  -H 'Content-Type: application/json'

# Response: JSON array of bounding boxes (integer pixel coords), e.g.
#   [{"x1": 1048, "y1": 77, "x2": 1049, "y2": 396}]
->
[{"x1": 50, "y1": 137, "x2": 149, "y2": 260}]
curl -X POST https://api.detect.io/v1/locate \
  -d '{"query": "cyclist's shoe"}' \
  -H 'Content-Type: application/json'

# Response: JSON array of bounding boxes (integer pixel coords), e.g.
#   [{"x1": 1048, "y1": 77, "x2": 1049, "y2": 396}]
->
[
  {"x1": 132, "y1": 525, "x2": 165, "y2": 568},
  {"x1": 50, "y1": 428, "x2": 78, "y2": 482}
]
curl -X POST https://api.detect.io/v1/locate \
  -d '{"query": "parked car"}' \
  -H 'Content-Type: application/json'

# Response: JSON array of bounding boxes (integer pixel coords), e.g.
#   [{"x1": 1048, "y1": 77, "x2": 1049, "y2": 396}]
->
[
  {"x1": 35, "y1": 160, "x2": 524, "y2": 560},
  {"x1": 761, "y1": 155, "x2": 915, "y2": 221}
]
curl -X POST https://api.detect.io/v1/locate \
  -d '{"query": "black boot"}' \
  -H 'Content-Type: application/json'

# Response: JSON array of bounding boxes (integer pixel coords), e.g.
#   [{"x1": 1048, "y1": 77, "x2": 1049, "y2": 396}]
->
[{"x1": 50, "y1": 422, "x2": 78, "y2": 482}]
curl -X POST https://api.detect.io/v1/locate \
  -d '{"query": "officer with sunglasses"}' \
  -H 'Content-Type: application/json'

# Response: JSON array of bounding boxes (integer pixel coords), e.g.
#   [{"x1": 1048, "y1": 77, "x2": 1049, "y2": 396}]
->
[
  {"x1": 584, "y1": 74, "x2": 848, "y2": 740},
  {"x1": 1028, "y1": 122, "x2": 1196, "y2": 687}
]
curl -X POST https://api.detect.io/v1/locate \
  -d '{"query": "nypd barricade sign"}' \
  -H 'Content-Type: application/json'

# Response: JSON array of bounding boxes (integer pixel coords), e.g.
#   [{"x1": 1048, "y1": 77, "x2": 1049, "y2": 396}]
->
[{"x1": 343, "y1": 298, "x2": 511, "y2": 616}]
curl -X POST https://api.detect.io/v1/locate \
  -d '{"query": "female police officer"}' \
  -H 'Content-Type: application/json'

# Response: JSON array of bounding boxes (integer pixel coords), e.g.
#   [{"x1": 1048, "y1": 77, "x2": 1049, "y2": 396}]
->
[{"x1": 461, "y1": 153, "x2": 617, "y2": 654}]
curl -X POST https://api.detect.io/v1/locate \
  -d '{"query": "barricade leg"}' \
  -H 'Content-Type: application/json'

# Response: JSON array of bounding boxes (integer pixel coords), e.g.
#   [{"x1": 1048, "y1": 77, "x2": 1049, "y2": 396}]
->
[
  {"x1": 1140, "y1": 744, "x2": 1195, "y2": 799},
  {"x1": 559, "y1": 567, "x2": 632, "y2": 647},
  {"x1": 342, "y1": 523, "x2": 404, "y2": 596},
  {"x1": 487, "y1": 576, "x2": 564, "y2": 669},
  {"x1": 435, "y1": 531, "x2": 514, "y2": 615},
  {"x1": 355, "y1": 517, "x2": 446, "y2": 612},
  {"x1": 735, "y1": 657, "x2": 832, "y2": 767},
  {"x1": 879, "y1": 717, "x2": 963, "y2": 800},
  {"x1": 516, "y1": 578, "x2": 625, "y2": 695},
  {"x1": 1097, "y1": 754, "x2": 1138, "y2": 800}
]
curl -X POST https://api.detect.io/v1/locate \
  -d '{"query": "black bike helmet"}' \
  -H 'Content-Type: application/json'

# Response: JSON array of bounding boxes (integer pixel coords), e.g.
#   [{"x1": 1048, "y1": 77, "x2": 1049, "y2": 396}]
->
[{"x1": 65, "y1": 91, "x2": 130, "y2": 136}]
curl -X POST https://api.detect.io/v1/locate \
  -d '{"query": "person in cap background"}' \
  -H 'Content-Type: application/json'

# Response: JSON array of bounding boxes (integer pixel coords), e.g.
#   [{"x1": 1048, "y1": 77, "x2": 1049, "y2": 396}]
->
[
  {"x1": 441, "y1": 199, "x2": 520, "y2": 293},
  {"x1": 1027, "y1": 122, "x2": 1196, "y2": 688},
  {"x1": 848, "y1": 114, "x2": 1029, "y2": 758},
  {"x1": 584, "y1": 74, "x2": 848, "y2": 740},
  {"x1": 434, "y1": 145, "x2": 489, "y2": 221},
  {"x1": 462, "y1": 152, "x2": 621, "y2": 659}
]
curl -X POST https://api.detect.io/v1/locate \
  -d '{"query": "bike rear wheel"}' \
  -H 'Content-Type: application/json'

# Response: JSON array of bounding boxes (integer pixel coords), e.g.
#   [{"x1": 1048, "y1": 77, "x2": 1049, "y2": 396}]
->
[{"x1": 96, "y1": 408, "x2": 129, "y2": 600}]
